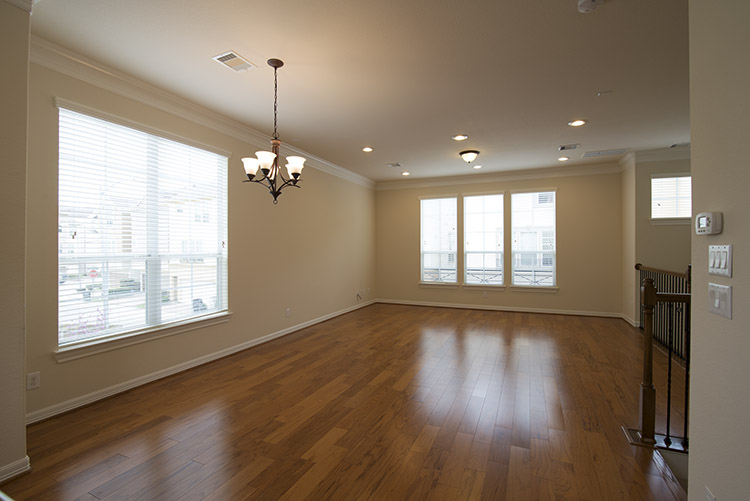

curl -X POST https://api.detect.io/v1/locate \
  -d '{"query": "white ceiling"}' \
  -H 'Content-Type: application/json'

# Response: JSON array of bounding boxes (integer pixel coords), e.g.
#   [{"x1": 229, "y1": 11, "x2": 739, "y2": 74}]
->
[{"x1": 30, "y1": 0, "x2": 690, "y2": 182}]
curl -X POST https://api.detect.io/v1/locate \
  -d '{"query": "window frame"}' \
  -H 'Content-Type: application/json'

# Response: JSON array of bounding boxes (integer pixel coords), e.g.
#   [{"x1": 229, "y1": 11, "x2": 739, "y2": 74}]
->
[
  {"x1": 463, "y1": 192, "x2": 505, "y2": 287},
  {"x1": 419, "y1": 195, "x2": 458, "y2": 285},
  {"x1": 510, "y1": 189, "x2": 557, "y2": 288},
  {"x1": 650, "y1": 173, "x2": 692, "y2": 225},
  {"x1": 55, "y1": 100, "x2": 230, "y2": 357}
]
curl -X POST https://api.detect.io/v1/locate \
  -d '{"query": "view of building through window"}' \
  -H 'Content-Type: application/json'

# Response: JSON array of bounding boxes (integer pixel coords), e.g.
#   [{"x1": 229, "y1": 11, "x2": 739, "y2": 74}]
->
[
  {"x1": 420, "y1": 197, "x2": 457, "y2": 283},
  {"x1": 511, "y1": 191, "x2": 556, "y2": 287},
  {"x1": 58, "y1": 107, "x2": 228, "y2": 345},
  {"x1": 464, "y1": 194, "x2": 503, "y2": 285}
]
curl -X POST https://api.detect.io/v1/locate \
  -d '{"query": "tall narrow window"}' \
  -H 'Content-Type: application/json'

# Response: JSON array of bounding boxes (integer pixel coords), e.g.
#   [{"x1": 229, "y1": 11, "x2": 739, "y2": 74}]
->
[
  {"x1": 420, "y1": 197, "x2": 457, "y2": 283},
  {"x1": 511, "y1": 191, "x2": 556, "y2": 287},
  {"x1": 651, "y1": 175, "x2": 692, "y2": 219},
  {"x1": 58, "y1": 107, "x2": 228, "y2": 346},
  {"x1": 464, "y1": 194, "x2": 503, "y2": 285}
]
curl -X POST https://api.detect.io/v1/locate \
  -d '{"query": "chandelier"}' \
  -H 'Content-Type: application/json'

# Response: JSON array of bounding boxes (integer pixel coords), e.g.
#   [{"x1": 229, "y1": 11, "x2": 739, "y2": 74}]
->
[{"x1": 241, "y1": 58, "x2": 306, "y2": 204}]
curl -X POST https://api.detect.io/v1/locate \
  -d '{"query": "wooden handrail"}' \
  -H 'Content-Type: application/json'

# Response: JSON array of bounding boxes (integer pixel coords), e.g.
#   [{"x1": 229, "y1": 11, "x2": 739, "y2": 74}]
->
[
  {"x1": 656, "y1": 292, "x2": 691, "y2": 304},
  {"x1": 635, "y1": 263, "x2": 690, "y2": 280}
]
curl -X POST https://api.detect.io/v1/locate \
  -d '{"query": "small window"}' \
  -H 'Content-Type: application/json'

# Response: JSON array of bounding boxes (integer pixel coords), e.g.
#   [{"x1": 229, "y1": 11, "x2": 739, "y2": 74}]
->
[
  {"x1": 464, "y1": 194, "x2": 503, "y2": 285},
  {"x1": 420, "y1": 197, "x2": 457, "y2": 283},
  {"x1": 651, "y1": 175, "x2": 692, "y2": 219}
]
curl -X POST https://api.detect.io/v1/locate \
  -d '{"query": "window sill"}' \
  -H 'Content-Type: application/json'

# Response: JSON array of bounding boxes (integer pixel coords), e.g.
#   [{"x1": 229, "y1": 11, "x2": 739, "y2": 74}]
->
[
  {"x1": 419, "y1": 282, "x2": 459, "y2": 289},
  {"x1": 650, "y1": 218, "x2": 691, "y2": 226},
  {"x1": 54, "y1": 311, "x2": 232, "y2": 363},
  {"x1": 462, "y1": 284, "x2": 506, "y2": 291},
  {"x1": 509, "y1": 286, "x2": 559, "y2": 293}
]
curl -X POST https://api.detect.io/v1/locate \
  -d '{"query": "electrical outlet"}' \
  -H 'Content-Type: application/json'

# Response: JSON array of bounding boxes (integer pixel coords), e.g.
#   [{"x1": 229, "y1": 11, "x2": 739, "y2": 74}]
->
[
  {"x1": 27, "y1": 372, "x2": 41, "y2": 390},
  {"x1": 285, "y1": 307, "x2": 292, "y2": 318}
]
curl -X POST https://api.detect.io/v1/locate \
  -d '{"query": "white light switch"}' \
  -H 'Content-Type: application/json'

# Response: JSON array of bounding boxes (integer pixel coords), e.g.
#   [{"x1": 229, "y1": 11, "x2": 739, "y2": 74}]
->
[
  {"x1": 708, "y1": 282, "x2": 732, "y2": 319},
  {"x1": 708, "y1": 244, "x2": 732, "y2": 277}
]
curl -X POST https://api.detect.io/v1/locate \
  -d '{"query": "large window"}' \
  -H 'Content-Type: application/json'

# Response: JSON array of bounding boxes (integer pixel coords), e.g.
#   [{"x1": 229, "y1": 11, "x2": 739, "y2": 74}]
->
[
  {"x1": 420, "y1": 197, "x2": 457, "y2": 283},
  {"x1": 464, "y1": 194, "x2": 503, "y2": 285},
  {"x1": 58, "y1": 106, "x2": 228, "y2": 346},
  {"x1": 651, "y1": 175, "x2": 692, "y2": 219},
  {"x1": 511, "y1": 191, "x2": 556, "y2": 287}
]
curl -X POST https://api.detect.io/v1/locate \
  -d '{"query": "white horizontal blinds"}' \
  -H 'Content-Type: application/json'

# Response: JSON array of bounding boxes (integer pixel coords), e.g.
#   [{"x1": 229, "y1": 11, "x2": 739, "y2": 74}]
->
[
  {"x1": 58, "y1": 107, "x2": 228, "y2": 346},
  {"x1": 511, "y1": 191, "x2": 556, "y2": 287},
  {"x1": 464, "y1": 194, "x2": 503, "y2": 285},
  {"x1": 421, "y1": 197, "x2": 457, "y2": 282},
  {"x1": 651, "y1": 176, "x2": 692, "y2": 218}
]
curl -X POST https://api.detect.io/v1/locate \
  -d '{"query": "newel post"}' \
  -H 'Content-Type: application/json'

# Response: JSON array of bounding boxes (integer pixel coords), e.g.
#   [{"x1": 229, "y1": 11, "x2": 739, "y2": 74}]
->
[{"x1": 639, "y1": 277, "x2": 657, "y2": 444}]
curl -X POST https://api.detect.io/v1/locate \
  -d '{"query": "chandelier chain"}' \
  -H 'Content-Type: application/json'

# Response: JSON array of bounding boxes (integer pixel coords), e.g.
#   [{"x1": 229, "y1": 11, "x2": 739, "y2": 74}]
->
[{"x1": 273, "y1": 67, "x2": 279, "y2": 140}]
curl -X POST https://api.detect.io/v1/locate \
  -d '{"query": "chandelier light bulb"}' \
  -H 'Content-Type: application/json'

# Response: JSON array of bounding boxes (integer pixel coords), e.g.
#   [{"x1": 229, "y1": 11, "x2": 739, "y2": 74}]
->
[
  {"x1": 241, "y1": 157, "x2": 260, "y2": 178},
  {"x1": 285, "y1": 156, "x2": 306, "y2": 179}
]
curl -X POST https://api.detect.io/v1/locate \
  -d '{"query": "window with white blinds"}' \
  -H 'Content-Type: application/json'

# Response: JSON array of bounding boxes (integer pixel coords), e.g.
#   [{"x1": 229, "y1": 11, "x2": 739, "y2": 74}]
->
[
  {"x1": 651, "y1": 175, "x2": 692, "y2": 219},
  {"x1": 421, "y1": 197, "x2": 457, "y2": 283},
  {"x1": 511, "y1": 191, "x2": 556, "y2": 287},
  {"x1": 58, "y1": 106, "x2": 228, "y2": 346},
  {"x1": 464, "y1": 194, "x2": 503, "y2": 285}
]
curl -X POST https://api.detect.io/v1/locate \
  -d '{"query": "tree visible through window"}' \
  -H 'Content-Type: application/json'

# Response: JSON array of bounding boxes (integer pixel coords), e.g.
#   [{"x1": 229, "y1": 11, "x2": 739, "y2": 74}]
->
[{"x1": 58, "y1": 106, "x2": 228, "y2": 346}]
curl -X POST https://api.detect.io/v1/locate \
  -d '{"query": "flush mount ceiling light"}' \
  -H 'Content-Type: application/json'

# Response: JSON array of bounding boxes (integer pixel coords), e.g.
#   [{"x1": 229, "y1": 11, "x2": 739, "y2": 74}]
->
[
  {"x1": 452, "y1": 134, "x2": 469, "y2": 141},
  {"x1": 473, "y1": 165, "x2": 483, "y2": 170},
  {"x1": 401, "y1": 171, "x2": 410, "y2": 176},
  {"x1": 362, "y1": 146, "x2": 373, "y2": 152},
  {"x1": 567, "y1": 119, "x2": 587, "y2": 127},
  {"x1": 241, "y1": 58, "x2": 305, "y2": 204},
  {"x1": 459, "y1": 150, "x2": 480, "y2": 164},
  {"x1": 558, "y1": 156, "x2": 570, "y2": 162}
]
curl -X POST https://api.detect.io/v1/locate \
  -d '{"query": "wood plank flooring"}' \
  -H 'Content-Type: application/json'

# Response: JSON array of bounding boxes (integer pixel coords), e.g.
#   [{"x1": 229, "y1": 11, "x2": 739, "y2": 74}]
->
[{"x1": 1, "y1": 304, "x2": 686, "y2": 500}]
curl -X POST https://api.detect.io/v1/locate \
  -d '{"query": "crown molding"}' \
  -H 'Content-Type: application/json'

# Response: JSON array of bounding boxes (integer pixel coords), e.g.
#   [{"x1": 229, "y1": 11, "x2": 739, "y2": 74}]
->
[
  {"x1": 619, "y1": 151, "x2": 636, "y2": 170},
  {"x1": 4, "y1": 0, "x2": 33, "y2": 13},
  {"x1": 635, "y1": 147, "x2": 691, "y2": 163},
  {"x1": 375, "y1": 161, "x2": 624, "y2": 191},
  {"x1": 29, "y1": 36, "x2": 374, "y2": 190}
]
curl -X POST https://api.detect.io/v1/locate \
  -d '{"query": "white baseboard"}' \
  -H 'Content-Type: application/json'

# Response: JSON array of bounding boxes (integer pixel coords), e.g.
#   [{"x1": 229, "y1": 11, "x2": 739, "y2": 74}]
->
[
  {"x1": 620, "y1": 313, "x2": 641, "y2": 328},
  {"x1": 376, "y1": 298, "x2": 626, "y2": 320},
  {"x1": 26, "y1": 300, "x2": 376, "y2": 424},
  {"x1": 0, "y1": 455, "x2": 30, "y2": 484}
]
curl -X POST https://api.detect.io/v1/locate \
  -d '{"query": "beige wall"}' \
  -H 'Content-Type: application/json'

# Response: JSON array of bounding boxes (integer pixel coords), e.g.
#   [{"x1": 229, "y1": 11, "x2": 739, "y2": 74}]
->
[
  {"x1": 634, "y1": 155, "x2": 692, "y2": 272},
  {"x1": 620, "y1": 154, "x2": 637, "y2": 324},
  {"x1": 24, "y1": 60, "x2": 376, "y2": 414},
  {"x1": 0, "y1": 0, "x2": 30, "y2": 480},
  {"x1": 376, "y1": 169, "x2": 623, "y2": 315},
  {"x1": 688, "y1": 1, "x2": 750, "y2": 499}
]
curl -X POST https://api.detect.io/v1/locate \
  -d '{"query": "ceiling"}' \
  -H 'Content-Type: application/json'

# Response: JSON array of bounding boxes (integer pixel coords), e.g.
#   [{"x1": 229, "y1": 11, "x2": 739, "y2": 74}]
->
[{"x1": 30, "y1": 0, "x2": 690, "y2": 182}]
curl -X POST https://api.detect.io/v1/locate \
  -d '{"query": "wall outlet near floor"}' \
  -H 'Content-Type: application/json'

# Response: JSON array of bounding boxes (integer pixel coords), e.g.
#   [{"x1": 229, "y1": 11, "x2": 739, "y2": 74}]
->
[
  {"x1": 27, "y1": 372, "x2": 41, "y2": 390},
  {"x1": 285, "y1": 307, "x2": 292, "y2": 318}
]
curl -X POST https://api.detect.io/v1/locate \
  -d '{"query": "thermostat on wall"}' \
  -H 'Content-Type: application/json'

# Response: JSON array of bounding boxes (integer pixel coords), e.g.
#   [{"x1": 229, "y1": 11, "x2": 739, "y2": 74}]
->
[{"x1": 695, "y1": 212, "x2": 722, "y2": 235}]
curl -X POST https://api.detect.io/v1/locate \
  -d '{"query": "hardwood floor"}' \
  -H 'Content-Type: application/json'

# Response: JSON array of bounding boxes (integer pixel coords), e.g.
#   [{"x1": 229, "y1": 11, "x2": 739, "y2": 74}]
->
[{"x1": 1, "y1": 304, "x2": 686, "y2": 500}]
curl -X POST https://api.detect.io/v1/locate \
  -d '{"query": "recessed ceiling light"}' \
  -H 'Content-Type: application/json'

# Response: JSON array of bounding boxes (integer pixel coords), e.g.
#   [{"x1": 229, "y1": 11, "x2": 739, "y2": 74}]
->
[
  {"x1": 362, "y1": 146, "x2": 373, "y2": 152},
  {"x1": 558, "y1": 156, "x2": 569, "y2": 162},
  {"x1": 568, "y1": 119, "x2": 587, "y2": 127},
  {"x1": 401, "y1": 171, "x2": 410, "y2": 176},
  {"x1": 452, "y1": 134, "x2": 469, "y2": 141},
  {"x1": 473, "y1": 165, "x2": 483, "y2": 170}
]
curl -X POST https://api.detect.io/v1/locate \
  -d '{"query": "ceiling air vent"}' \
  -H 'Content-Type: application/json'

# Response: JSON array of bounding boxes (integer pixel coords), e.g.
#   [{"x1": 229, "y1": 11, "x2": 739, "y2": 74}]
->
[
  {"x1": 386, "y1": 162, "x2": 402, "y2": 168},
  {"x1": 212, "y1": 51, "x2": 255, "y2": 72},
  {"x1": 582, "y1": 148, "x2": 629, "y2": 158},
  {"x1": 670, "y1": 142, "x2": 691, "y2": 148},
  {"x1": 558, "y1": 143, "x2": 580, "y2": 151}
]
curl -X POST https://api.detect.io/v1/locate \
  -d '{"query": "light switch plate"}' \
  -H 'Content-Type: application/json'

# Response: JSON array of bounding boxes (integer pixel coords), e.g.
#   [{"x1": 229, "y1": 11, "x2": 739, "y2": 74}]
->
[
  {"x1": 708, "y1": 244, "x2": 732, "y2": 277},
  {"x1": 708, "y1": 282, "x2": 732, "y2": 319}
]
